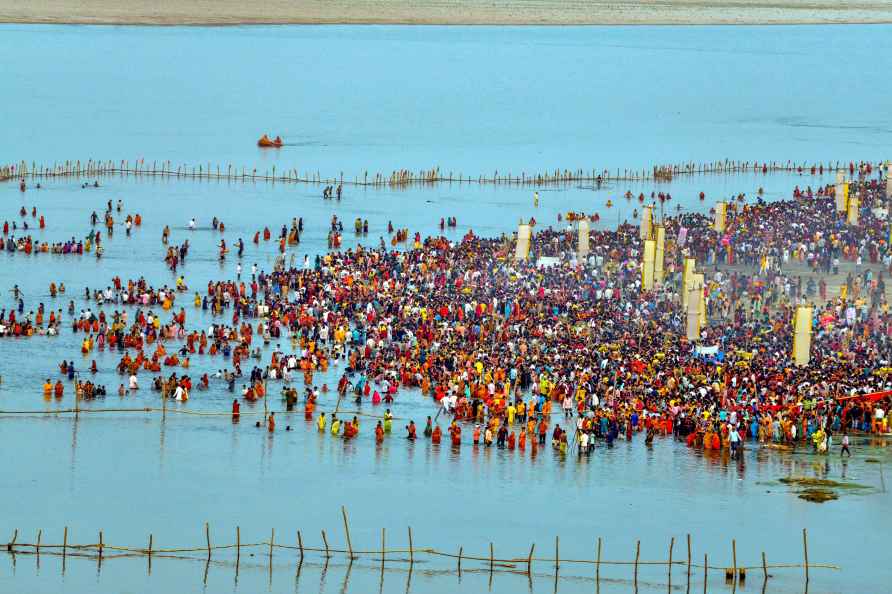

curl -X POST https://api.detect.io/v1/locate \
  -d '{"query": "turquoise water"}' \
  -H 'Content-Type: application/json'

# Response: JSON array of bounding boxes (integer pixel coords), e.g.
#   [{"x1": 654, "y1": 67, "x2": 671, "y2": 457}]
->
[
  {"x1": 1, "y1": 23, "x2": 892, "y2": 594},
  {"x1": 3, "y1": 24, "x2": 892, "y2": 176}
]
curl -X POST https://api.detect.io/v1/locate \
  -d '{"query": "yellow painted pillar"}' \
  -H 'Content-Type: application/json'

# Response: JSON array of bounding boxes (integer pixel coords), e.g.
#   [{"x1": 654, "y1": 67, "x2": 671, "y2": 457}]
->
[
  {"x1": 640, "y1": 205, "x2": 653, "y2": 240},
  {"x1": 847, "y1": 191, "x2": 859, "y2": 225},
  {"x1": 577, "y1": 219, "x2": 590, "y2": 260},
  {"x1": 792, "y1": 305, "x2": 813, "y2": 366},
  {"x1": 686, "y1": 284, "x2": 702, "y2": 341},
  {"x1": 682, "y1": 257, "x2": 695, "y2": 308},
  {"x1": 642, "y1": 239, "x2": 656, "y2": 291},
  {"x1": 713, "y1": 201, "x2": 726, "y2": 232},
  {"x1": 691, "y1": 273, "x2": 705, "y2": 327},
  {"x1": 514, "y1": 224, "x2": 531, "y2": 261},
  {"x1": 654, "y1": 224, "x2": 665, "y2": 284}
]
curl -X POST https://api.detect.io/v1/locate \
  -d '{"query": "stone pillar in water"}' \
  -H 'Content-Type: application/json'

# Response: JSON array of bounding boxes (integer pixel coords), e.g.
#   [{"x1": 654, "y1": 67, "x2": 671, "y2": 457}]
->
[
  {"x1": 713, "y1": 201, "x2": 726, "y2": 232},
  {"x1": 641, "y1": 239, "x2": 655, "y2": 291},
  {"x1": 654, "y1": 225, "x2": 665, "y2": 284},
  {"x1": 792, "y1": 305, "x2": 813, "y2": 366},
  {"x1": 847, "y1": 190, "x2": 859, "y2": 226},
  {"x1": 640, "y1": 205, "x2": 653, "y2": 240},
  {"x1": 682, "y1": 257, "x2": 696, "y2": 309},
  {"x1": 577, "y1": 219, "x2": 590, "y2": 260},
  {"x1": 514, "y1": 224, "x2": 531, "y2": 261}
]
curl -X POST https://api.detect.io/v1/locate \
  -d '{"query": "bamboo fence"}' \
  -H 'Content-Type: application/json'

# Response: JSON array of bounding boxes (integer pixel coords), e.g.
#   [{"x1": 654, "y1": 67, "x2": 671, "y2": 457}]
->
[
  {"x1": 1, "y1": 159, "x2": 860, "y2": 191},
  {"x1": 3, "y1": 512, "x2": 834, "y2": 587}
]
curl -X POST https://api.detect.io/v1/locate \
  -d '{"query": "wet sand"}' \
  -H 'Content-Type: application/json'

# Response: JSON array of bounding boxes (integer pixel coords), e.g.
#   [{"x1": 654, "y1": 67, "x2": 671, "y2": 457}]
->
[{"x1": 2, "y1": 0, "x2": 892, "y2": 25}]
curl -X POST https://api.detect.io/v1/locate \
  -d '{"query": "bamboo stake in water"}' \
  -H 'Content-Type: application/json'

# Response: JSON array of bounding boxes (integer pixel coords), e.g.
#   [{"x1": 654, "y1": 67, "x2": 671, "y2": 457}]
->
[
  {"x1": 803, "y1": 528, "x2": 809, "y2": 582},
  {"x1": 634, "y1": 540, "x2": 640, "y2": 582},
  {"x1": 457, "y1": 546, "x2": 463, "y2": 574},
  {"x1": 236, "y1": 527, "x2": 240, "y2": 565},
  {"x1": 205, "y1": 523, "x2": 211, "y2": 560},
  {"x1": 342, "y1": 507, "x2": 353, "y2": 559},
  {"x1": 527, "y1": 543, "x2": 535, "y2": 576},
  {"x1": 704, "y1": 553, "x2": 708, "y2": 590},
  {"x1": 596, "y1": 538, "x2": 601, "y2": 581},
  {"x1": 555, "y1": 535, "x2": 560, "y2": 572},
  {"x1": 297, "y1": 530, "x2": 304, "y2": 562},
  {"x1": 732, "y1": 539, "x2": 737, "y2": 581},
  {"x1": 489, "y1": 543, "x2": 494, "y2": 574},
  {"x1": 687, "y1": 534, "x2": 692, "y2": 577},
  {"x1": 762, "y1": 551, "x2": 768, "y2": 581},
  {"x1": 322, "y1": 530, "x2": 330, "y2": 558},
  {"x1": 269, "y1": 529, "x2": 274, "y2": 567},
  {"x1": 62, "y1": 527, "x2": 68, "y2": 560},
  {"x1": 408, "y1": 527, "x2": 414, "y2": 565},
  {"x1": 668, "y1": 537, "x2": 674, "y2": 580}
]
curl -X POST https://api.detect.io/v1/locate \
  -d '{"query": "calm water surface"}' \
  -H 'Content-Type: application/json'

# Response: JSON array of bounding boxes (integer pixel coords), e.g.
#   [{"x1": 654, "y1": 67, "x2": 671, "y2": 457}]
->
[
  {"x1": 1, "y1": 23, "x2": 891, "y2": 594},
  {"x1": 2, "y1": 24, "x2": 892, "y2": 175}
]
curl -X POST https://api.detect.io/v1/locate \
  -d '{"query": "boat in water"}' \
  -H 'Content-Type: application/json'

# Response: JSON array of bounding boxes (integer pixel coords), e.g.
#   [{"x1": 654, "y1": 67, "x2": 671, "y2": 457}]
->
[{"x1": 257, "y1": 134, "x2": 283, "y2": 148}]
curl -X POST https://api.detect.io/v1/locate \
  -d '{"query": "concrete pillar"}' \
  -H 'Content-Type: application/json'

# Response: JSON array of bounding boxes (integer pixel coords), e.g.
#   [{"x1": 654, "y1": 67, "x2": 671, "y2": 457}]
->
[
  {"x1": 514, "y1": 224, "x2": 531, "y2": 261},
  {"x1": 577, "y1": 219, "x2": 590, "y2": 260},
  {"x1": 642, "y1": 239, "x2": 655, "y2": 291},
  {"x1": 792, "y1": 305, "x2": 813, "y2": 366}
]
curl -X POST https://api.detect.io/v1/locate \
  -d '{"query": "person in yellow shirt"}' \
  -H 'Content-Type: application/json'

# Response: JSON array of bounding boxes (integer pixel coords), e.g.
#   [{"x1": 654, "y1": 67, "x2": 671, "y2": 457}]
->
[
  {"x1": 316, "y1": 412, "x2": 327, "y2": 432},
  {"x1": 507, "y1": 402, "x2": 516, "y2": 425}
]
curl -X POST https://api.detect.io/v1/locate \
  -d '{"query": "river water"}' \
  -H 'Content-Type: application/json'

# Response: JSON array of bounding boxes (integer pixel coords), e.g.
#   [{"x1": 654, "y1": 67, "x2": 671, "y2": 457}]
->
[{"x1": 1, "y1": 23, "x2": 891, "y2": 594}]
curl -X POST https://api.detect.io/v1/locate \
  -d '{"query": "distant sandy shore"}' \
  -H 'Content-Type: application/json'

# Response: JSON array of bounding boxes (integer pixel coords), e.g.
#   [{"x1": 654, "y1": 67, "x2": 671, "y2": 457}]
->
[{"x1": 3, "y1": 0, "x2": 892, "y2": 25}]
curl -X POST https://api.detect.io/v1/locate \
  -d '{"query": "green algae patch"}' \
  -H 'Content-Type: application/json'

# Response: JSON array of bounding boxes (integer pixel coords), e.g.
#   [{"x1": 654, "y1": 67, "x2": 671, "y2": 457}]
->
[
  {"x1": 779, "y1": 476, "x2": 872, "y2": 503},
  {"x1": 779, "y1": 477, "x2": 869, "y2": 490},
  {"x1": 865, "y1": 458, "x2": 881, "y2": 464},
  {"x1": 797, "y1": 488, "x2": 839, "y2": 503}
]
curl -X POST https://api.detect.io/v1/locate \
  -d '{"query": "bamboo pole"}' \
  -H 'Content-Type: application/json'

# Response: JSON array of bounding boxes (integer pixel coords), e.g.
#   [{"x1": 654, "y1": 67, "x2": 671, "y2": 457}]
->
[
  {"x1": 297, "y1": 530, "x2": 304, "y2": 562},
  {"x1": 732, "y1": 539, "x2": 737, "y2": 581},
  {"x1": 408, "y1": 527, "x2": 414, "y2": 565},
  {"x1": 62, "y1": 527, "x2": 68, "y2": 560},
  {"x1": 555, "y1": 535, "x2": 559, "y2": 572},
  {"x1": 668, "y1": 537, "x2": 674, "y2": 580},
  {"x1": 457, "y1": 546, "x2": 463, "y2": 574},
  {"x1": 527, "y1": 543, "x2": 534, "y2": 575},
  {"x1": 7, "y1": 529, "x2": 17, "y2": 552},
  {"x1": 148, "y1": 534, "x2": 153, "y2": 557},
  {"x1": 704, "y1": 553, "x2": 708, "y2": 586},
  {"x1": 342, "y1": 506, "x2": 353, "y2": 559},
  {"x1": 803, "y1": 528, "x2": 809, "y2": 582},
  {"x1": 269, "y1": 529, "x2": 274, "y2": 567},
  {"x1": 634, "y1": 540, "x2": 640, "y2": 582},
  {"x1": 205, "y1": 523, "x2": 211, "y2": 560},
  {"x1": 762, "y1": 551, "x2": 768, "y2": 580},
  {"x1": 380, "y1": 529, "x2": 385, "y2": 568},
  {"x1": 489, "y1": 542, "x2": 494, "y2": 574},
  {"x1": 687, "y1": 534, "x2": 692, "y2": 577},
  {"x1": 595, "y1": 538, "x2": 601, "y2": 581},
  {"x1": 36, "y1": 529, "x2": 41, "y2": 554},
  {"x1": 322, "y1": 530, "x2": 330, "y2": 558},
  {"x1": 236, "y1": 527, "x2": 240, "y2": 564},
  {"x1": 99, "y1": 530, "x2": 104, "y2": 560}
]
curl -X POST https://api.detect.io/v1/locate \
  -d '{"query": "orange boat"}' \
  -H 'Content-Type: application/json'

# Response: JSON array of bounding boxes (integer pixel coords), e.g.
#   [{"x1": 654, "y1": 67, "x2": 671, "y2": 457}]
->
[{"x1": 257, "y1": 134, "x2": 283, "y2": 148}]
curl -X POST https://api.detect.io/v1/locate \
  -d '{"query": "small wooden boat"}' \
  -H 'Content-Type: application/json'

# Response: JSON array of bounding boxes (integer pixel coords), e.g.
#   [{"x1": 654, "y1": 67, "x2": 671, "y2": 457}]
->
[{"x1": 257, "y1": 135, "x2": 283, "y2": 148}]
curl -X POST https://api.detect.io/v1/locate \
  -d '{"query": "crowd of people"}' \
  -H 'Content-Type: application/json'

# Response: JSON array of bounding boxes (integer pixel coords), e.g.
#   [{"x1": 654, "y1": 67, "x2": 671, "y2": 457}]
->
[{"x1": 11, "y1": 161, "x2": 892, "y2": 459}]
